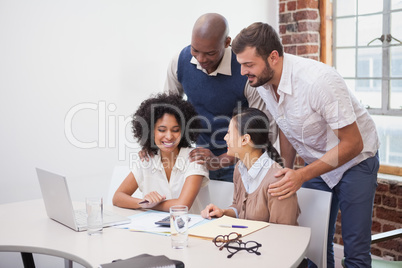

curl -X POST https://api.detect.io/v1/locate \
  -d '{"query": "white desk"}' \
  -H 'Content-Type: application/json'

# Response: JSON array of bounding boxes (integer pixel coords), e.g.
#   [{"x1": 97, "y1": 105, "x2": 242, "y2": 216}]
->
[{"x1": 0, "y1": 199, "x2": 310, "y2": 268}]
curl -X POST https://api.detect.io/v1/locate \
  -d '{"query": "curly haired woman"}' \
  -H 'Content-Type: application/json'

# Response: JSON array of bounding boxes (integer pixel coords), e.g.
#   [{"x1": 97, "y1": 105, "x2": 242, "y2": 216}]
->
[{"x1": 113, "y1": 93, "x2": 209, "y2": 213}]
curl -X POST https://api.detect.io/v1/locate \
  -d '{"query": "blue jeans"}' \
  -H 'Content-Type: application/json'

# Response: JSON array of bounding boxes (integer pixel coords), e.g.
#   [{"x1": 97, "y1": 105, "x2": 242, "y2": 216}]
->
[
  {"x1": 303, "y1": 153, "x2": 379, "y2": 268},
  {"x1": 208, "y1": 165, "x2": 235, "y2": 182}
]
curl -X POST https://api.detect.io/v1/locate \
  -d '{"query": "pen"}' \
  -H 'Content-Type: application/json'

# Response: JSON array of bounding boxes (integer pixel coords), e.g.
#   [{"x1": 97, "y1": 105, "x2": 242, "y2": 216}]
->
[
  {"x1": 219, "y1": 224, "x2": 248, "y2": 228},
  {"x1": 139, "y1": 200, "x2": 149, "y2": 204}
]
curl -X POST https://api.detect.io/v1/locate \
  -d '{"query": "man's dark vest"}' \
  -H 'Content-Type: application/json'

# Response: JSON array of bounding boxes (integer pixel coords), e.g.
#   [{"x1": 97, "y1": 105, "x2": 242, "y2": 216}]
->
[{"x1": 177, "y1": 45, "x2": 248, "y2": 156}]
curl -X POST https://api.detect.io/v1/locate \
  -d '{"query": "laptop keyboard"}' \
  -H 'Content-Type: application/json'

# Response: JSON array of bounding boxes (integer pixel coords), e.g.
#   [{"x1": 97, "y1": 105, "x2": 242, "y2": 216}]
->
[{"x1": 75, "y1": 210, "x2": 88, "y2": 226}]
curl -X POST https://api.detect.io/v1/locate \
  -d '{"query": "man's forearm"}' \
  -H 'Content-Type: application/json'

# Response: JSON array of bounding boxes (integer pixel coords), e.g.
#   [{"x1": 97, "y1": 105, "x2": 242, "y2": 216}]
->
[
  {"x1": 297, "y1": 139, "x2": 363, "y2": 182},
  {"x1": 207, "y1": 153, "x2": 237, "y2": 170},
  {"x1": 218, "y1": 153, "x2": 237, "y2": 167}
]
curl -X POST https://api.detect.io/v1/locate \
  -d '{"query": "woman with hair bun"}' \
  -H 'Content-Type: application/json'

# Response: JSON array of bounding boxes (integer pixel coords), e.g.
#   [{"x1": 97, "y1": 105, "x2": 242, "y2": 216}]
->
[{"x1": 201, "y1": 107, "x2": 299, "y2": 225}]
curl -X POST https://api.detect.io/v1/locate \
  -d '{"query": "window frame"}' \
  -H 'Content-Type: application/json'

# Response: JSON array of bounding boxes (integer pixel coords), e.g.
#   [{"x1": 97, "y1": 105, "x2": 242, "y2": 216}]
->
[
  {"x1": 320, "y1": 0, "x2": 402, "y2": 176},
  {"x1": 332, "y1": 0, "x2": 402, "y2": 116}
]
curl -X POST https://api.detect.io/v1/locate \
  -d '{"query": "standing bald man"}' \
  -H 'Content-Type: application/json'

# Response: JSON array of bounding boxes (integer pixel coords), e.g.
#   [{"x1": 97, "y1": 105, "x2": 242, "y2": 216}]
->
[{"x1": 164, "y1": 13, "x2": 277, "y2": 182}]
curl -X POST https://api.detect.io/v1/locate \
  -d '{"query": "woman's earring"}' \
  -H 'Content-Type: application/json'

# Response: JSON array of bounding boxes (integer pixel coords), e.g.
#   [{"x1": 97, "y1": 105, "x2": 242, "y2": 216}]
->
[{"x1": 242, "y1": 135, "x2": 250, "y2": 145}]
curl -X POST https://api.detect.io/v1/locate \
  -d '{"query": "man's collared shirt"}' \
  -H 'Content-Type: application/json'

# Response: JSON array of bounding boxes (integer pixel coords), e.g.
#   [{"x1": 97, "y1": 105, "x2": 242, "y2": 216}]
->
[
  {"x1": 257, "y1": 53, "x2": 379, "y2": 188},
  {"x1": 190, "y1": 46, "x2": 232, "y2": 76}
]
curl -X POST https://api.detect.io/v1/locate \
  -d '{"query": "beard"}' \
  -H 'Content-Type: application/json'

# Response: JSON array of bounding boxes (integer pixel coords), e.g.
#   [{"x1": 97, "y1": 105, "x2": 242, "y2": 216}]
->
[{"x1": 248, "y1": 61, "x2": 274, "y2": 87}]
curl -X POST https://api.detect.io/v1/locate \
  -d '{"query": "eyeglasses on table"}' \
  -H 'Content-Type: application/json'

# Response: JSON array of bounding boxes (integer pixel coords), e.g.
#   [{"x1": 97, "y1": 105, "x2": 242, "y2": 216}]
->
[
  {"x1": 213, "y1": 232, "x2": 242, "y2": 250},
  {"x1": 223, "y1": 240, "x2": 262, "y2": 258},
  {"x1": 212, "y1": 232, "x2": 262, "y2": 258}
]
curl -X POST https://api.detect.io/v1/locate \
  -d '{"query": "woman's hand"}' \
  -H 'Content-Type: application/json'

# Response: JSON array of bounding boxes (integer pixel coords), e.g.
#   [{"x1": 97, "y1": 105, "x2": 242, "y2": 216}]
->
[
  {"x1": 201, "y1": 203, "x2": 224, "y2": 219},
  {"x1": 139, "y1": 191, "x2": 166, "y2": 208}
]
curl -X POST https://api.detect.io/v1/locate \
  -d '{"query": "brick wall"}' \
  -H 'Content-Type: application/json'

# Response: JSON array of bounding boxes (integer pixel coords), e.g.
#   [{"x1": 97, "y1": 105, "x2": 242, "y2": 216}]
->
[
  {"x1": 278, "y1": 0, "x2": 320, "y2": 60},
  {"x1": 333, "y1": 179, "x2": 402, "y2": 261},
  {"x1": 278, "y1": 0, "x2": 402, "y2": 262},
  {"x1": 371, "y1": 179, "x2": 402, "y2": 261}
]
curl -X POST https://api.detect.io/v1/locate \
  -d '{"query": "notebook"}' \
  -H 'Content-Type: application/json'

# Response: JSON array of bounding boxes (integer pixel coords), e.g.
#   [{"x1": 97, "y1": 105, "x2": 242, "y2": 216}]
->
[
  {"x1": 188, "y1": 215, "x2": 269, "y2": 240},
  {"x1": 36, "y1": 167, "x2": 131, "y2": 232}
]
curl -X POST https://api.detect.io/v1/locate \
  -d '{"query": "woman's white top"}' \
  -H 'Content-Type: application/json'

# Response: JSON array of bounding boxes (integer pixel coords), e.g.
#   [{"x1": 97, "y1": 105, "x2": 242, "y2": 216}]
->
[{"x1": 131, "y1": 147, "x2": 210, "y2": 214}]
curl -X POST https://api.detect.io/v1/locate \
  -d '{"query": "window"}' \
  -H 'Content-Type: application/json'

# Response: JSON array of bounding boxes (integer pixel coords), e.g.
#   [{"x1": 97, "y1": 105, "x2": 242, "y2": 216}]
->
[{"x1": 333, "y1": 0, "x2": 402, "y2": 170}]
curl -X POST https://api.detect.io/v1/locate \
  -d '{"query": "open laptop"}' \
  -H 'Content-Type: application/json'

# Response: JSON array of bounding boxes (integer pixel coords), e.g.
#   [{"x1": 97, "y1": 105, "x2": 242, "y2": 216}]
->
[{"x1": 36, "y1": 168, "x2": 131, "y2": 232}]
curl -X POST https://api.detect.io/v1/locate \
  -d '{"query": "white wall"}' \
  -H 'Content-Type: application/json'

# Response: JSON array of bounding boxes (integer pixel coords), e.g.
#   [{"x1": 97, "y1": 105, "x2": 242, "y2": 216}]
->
[{"x1": 0, "y1": 0, "x2": 278, "y2": 205}]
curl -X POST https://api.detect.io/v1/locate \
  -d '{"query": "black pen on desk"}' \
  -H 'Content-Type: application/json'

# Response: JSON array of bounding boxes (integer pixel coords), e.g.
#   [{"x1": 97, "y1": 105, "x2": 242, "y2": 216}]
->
[{"x1": 219, "y1": 224, "x2": 248, "y2": 228}]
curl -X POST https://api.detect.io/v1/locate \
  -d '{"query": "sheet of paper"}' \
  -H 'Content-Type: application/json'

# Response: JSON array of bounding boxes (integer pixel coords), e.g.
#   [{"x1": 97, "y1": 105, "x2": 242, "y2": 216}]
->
[
  {"x1": 115, "y1": 210, "x2": 207, "y2": 236},
  {"x1": 188, "y1": 215, "x2": 270, "y2": 240}
]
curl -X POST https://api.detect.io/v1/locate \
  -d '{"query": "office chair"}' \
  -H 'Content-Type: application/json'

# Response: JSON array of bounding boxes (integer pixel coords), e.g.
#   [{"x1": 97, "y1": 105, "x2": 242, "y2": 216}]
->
[
  {"x1": 21, "y1": 253, "x2": 74, "y2": 268},
  {"x1": 106, "y1": 166, "x2": 142, "y2": 205},
  {"x1": 341, "y1": 228, "x2": 402, "y2": 268},
  {"x1": 206, "y1": 179, "x2": 234, "y2": 209},
  {"x1": 297, "y1": 187, "x2": 332, "y2": 268}
]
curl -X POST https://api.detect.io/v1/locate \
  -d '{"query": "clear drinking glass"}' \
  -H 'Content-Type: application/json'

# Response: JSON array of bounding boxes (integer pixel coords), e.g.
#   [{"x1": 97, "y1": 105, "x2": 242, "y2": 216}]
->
[
  {"x1": 170, "y1": 205, "x2": 189, "y2": 249},
  {"x1": 86, "y1": 197, "x2": 103, "y2": 235}
]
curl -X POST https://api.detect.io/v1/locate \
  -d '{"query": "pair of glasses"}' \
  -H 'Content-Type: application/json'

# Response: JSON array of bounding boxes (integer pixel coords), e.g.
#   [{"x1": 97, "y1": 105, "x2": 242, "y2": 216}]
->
[
  {"x1": 213, "y1": 232, "x2": 262, "y2": 258},
  {"x1": 222, "y1": 240, "x2": 262, "y2": 258},
  {"x1": 212, "y1": 232, "x2": 242, "y2": 250}
]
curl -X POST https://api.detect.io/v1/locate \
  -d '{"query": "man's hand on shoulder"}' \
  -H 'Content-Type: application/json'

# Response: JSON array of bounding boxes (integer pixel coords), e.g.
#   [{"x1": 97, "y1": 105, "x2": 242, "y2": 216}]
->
[
  {"x1": 138, "y1": 149, "x2": 153, "y2": 162},
  {"x1": 189, "y1": 148, "x2": 236, "y2": 171},
  {"x1": 268, "y1": 168, "x2": 305, "y2": 200},
  {"x1": 189, "y1": 148, "x2": 216, "y2": 169}
]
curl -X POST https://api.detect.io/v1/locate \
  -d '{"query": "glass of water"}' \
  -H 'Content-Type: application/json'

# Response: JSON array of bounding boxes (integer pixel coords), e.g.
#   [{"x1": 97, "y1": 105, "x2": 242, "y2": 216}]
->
[
  {"x1": 86, "y1": 197, "x2": 103, "y2": 235},
  {"x1": 170, "y1": 205, "x2": 189, "y2": 249}
]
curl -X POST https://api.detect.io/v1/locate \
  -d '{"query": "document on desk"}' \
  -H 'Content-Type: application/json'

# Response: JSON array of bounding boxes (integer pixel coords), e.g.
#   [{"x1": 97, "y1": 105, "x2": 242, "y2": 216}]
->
[
  {"x1": 114, "y1": 210, "x2": 207, "y2": 236},
  {"x1": 188, "y1": 215, "x2": 269, "y2": 240}
]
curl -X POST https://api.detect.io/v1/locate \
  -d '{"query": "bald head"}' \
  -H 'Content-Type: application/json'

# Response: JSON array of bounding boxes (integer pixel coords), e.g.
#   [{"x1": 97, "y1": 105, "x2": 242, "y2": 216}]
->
[
  {"x1": 192, "y1": 13, "x2": 229, "y2": 43},
  {"x1": 190, "y1": 13, "x2": 230, "y2": 74}
]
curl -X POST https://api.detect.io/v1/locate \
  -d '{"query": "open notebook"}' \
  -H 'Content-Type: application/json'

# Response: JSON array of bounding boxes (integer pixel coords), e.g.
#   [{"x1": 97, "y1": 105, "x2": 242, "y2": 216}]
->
[
  {"x1": 188, "y1": 215, "x2": 270, "y2": 240},
  {"x1": 36, "y1": 168, "x2": 130, "y2": 232}
]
